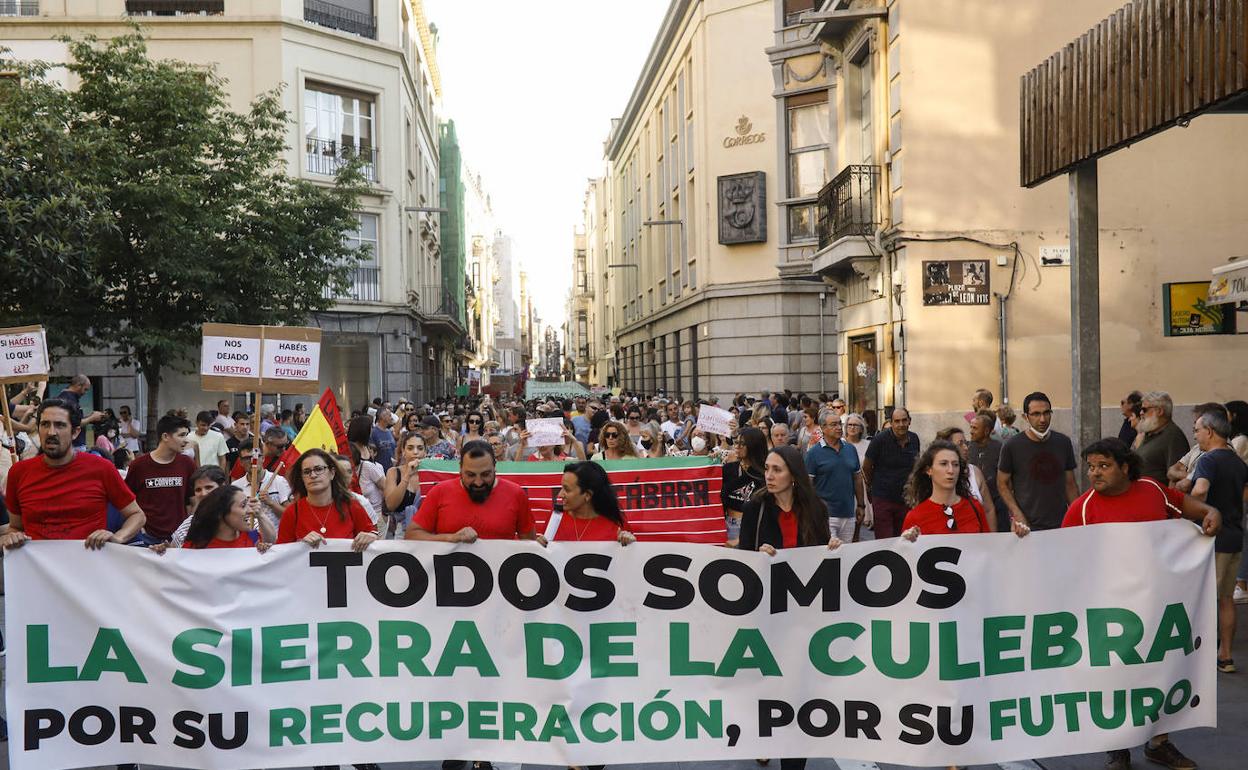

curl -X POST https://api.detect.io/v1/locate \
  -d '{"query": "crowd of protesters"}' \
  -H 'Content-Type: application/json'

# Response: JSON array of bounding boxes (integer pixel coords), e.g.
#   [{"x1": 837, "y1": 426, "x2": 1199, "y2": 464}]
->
[{"x1": 0, "y1": 379, "x2": 1245, "y2": 770}]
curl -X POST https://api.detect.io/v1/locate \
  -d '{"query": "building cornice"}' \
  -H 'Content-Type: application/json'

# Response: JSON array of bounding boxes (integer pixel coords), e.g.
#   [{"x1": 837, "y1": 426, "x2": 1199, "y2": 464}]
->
[
  {"x1": 605, "y1": 0, "x2": 694, "y2": 161},
  {"x1": 613, "y1": 278, "x2": 824, "y2": 338}
]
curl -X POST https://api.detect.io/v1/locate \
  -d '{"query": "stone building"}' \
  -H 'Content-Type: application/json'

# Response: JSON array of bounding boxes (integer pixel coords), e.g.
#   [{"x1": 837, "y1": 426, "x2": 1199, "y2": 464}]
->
[
  {"x1": 2, "y1": 0, "x2": 453, "y2": 415},
  {"x1": 775, "y1": 0, "x2": 1246, "y2": 437},
  {"x1": 573, "y1": 0, "x2": 831, "y2": 400}
]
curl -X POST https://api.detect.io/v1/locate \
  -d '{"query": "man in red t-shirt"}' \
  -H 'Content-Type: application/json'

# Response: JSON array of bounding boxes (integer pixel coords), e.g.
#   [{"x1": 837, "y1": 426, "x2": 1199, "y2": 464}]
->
[
  {"x1": 406, "y1": 439, "x2": 534, "y2": 770},
  {"x1": 1061, "y1": 437, "x2": 1217, "y2": 770},
  {"x1": 2, "y1": 399, "x2": 145, "y2": 549},
  {"x1": 406, "y1": 439, "x2": 537, "y2": 543},
  {"x1": 125, "y1": 414, "x2": 197, "y2": 541}
]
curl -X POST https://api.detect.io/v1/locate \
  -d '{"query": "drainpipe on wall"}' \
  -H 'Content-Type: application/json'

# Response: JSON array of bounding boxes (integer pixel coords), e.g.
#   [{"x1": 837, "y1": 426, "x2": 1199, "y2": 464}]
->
[
  {"x1": 818, "y1": 290, "x2": 827, "y2": 394},
  {"x1": 996, "y1": 292, "x2": 1009, "y2": 404}
]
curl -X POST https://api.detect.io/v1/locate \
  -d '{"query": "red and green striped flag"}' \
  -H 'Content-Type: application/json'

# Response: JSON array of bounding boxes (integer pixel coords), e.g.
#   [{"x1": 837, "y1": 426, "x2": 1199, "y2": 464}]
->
[{"x1": 417, "y1": 456, "x2": 727, "y2": 544}]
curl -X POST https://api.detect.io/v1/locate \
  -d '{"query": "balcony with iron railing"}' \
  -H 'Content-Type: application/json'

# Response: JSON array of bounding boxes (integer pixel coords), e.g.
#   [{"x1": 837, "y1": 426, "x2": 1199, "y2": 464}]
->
[
  {"x1": 0, "y1": 0, "x2": 39, "y2": 15},
  {"x1": 305, "y1": 137, "x2": 377, "y2": 182},
  {"x1": 304, "y1": 0, "x2": 376, "y2": 40},
  {"x1": 125, "y1": 0, "x2": 224, "y2": 15},
  {"x1": 816, "y1": 164, "x2": 880, "y2": 251},
  {"x1": 415, "y1": 284, "x2": 464, "y2": 332},
  {"x1": 323, "y1": 265, "x2": 380, "y2": 303}
]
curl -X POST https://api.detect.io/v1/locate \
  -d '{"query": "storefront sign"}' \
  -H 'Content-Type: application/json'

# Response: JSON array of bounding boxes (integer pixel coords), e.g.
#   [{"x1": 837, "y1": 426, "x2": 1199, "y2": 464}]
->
[
  {"x1": 1208, "y1": 259, "x2": 1248, "y2": 305},
  {"x1": 0, "y1": 325, "x2": 49, "y2": 383},
  {"x1": 1162, "y1": 282, "x2": 1235, "y2": 337},
  {"x1": 921, "y1": 260, "x2": 990, "y2": 306}
]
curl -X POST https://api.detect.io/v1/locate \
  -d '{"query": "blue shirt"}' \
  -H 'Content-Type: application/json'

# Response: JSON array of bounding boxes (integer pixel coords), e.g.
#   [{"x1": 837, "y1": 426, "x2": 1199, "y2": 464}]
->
[
  {"x1": 805, "y1": 439, "x2": 861, "y2": 518},
  {"x1": 571, "y1": 415, "x2": 592, "y2": 447},
  {"x1": 370, "y1": 425, "x2": 396, "y2": 472}
]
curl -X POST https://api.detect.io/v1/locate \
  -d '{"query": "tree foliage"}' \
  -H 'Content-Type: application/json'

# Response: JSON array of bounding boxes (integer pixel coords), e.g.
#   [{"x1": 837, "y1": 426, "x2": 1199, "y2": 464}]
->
[{"x1": 0, "y1": 29, "x2": 368, "y2": 428}]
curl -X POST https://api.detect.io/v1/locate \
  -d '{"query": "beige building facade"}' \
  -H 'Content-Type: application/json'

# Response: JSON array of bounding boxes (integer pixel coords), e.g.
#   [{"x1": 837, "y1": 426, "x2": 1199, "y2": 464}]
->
[
  {"x1": 2, "y1": 0, "x2": 455, "y2": 413},
  {"x1": 771, "y1": 0, "x2": 1246, "y2": 438},
  {"x1": 574, "y1": 0, "x2": 832, "y2": 400}
]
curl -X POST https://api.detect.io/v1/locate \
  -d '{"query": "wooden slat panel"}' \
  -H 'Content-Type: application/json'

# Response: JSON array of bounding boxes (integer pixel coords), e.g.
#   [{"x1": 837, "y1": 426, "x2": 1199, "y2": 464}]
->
[{"x1": 1021, "y1": 0, "x2": 1248, "y2": 187}]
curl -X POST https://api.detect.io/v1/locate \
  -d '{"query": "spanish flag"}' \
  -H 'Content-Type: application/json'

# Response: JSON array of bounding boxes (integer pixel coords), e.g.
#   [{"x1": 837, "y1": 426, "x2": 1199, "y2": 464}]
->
[{"x1": 278, "y1": 387, "x2": 349, "y2": 469}]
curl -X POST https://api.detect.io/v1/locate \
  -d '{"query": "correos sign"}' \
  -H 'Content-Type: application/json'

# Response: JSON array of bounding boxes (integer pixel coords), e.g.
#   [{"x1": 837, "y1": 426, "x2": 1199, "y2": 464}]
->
[{"x1": 723, "y1": 115, "x2": 766, "y2": 148}]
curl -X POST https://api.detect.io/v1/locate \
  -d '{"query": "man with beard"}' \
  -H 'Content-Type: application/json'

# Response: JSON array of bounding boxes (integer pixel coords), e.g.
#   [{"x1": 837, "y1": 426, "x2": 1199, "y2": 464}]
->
[
  {"x1": 998, "y1": 391, "x2": 1078, "y2": 531},
  {"x1": 405, "y1": 439, "x2": 534, "y2": 770},
  {"x1": 1135, "y1": 390, "x2": 1190, "y2": 485},
  {"x1": 2, "y1": 399, "x2": 146, "y2": 547},
  {"x1": 405, "y1": 439, "x2": 536, "y2": 544}
]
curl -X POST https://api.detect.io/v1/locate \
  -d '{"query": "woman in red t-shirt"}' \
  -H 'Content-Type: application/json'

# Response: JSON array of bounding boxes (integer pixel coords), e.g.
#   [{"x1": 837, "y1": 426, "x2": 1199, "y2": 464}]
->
[
  {"x1": 538, "y1": 461, "x2": 634, "y2": 545},
  {"x1": 278, "y1": 448, "x2": 379, "y2": 552},
  {"x1": 181, "y1": 485, "x2": 273, "y2": 551},
  {"x1": 901, "y1": 440, "x2": 1030, "y2": 541}
]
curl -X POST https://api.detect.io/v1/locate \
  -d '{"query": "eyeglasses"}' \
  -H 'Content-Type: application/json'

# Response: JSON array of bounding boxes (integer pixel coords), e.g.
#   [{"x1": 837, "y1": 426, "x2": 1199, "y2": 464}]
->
[
  {"x1": 943, "y1": 505, "x2": 957, "y2": 531},
  {"x1": 265, "y1": 442, "x2": 289, "y2": 451},
  {"x1": 602, "y1": 432, "x2": 619, "y2": 439},
  {"x1": 302, "y1": 465, "x2": 331, "y2": 477},
  {"x1": 832, "y1": 403, "x2": 846, "y2": 410},
  {"x1": 467, "y1": 419, "x2": 481, "y2": 424}
]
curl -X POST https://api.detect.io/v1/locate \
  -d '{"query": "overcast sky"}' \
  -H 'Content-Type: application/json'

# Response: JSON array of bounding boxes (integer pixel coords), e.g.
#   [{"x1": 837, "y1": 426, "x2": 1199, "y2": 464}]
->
[{"x1": 425, "y1": 0, "x2": 669, "y2": 333}]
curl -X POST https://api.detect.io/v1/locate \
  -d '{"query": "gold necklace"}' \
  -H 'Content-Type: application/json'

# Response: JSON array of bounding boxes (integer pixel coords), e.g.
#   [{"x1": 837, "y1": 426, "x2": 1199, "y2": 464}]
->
[{"x1": 570, "y1": 512, "x2": 594, "y2": 541}]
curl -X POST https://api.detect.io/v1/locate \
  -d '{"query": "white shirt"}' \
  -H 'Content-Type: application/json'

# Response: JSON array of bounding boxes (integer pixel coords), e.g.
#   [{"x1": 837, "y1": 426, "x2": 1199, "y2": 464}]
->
[
  {"x1": 232, "y1": 471, "x2": 292, "y2": 515},
  {"x1": 119, "y1": 419, "x2": 142, "y2": 452},
  {"x1": 213, "y1": 412, "x2": 236, "y2": 432},
  {"x1": 660, "y1": 419, "x2": 683, "y2": 439},
  {"x1": 186, "y1": 429, "x2": 229, "y2": 468}
]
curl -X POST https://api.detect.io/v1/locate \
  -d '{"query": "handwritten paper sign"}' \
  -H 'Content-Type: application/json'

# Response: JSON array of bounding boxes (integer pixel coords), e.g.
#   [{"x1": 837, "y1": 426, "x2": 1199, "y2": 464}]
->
[
  {"x1": 0, "y1": 326, "x2": 49, "y2": 383},
  {"x1": 526, "y1": 417, "x2": 566, "y2": 448},
  {"x1": 695, "y1": 404, "x2": 734, "y2": 436}
]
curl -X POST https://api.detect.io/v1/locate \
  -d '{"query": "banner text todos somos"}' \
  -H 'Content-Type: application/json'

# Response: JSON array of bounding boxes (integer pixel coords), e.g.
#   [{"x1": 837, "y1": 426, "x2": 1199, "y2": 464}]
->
[{"x1": 4, "y1": 522, "x2": 1215, "y2": 769}]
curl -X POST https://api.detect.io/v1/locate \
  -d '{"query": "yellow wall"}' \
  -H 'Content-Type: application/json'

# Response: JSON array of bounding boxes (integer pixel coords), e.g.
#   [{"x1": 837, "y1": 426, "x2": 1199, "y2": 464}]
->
[{"x1": 879, "y1": 0, "x2": 1246, "y2": 417}]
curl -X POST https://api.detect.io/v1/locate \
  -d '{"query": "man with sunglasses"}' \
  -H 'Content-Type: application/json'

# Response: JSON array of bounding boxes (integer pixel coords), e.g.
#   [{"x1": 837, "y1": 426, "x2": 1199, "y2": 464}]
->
[{"x1": 229, "y1": 427, "x2": 288, "y2": 480}]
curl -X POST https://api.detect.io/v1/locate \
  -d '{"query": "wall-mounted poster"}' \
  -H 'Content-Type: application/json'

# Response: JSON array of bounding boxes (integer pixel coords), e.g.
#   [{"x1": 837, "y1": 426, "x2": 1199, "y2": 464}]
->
[{"x1": 921, "y1": 260, "x2": 990, "y2": 306}]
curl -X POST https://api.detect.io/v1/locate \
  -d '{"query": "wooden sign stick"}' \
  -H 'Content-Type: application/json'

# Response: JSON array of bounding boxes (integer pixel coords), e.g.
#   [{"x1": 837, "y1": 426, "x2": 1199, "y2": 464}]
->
[{"x1": 1, "y1": 388, "x2": 18, "y2": 464}]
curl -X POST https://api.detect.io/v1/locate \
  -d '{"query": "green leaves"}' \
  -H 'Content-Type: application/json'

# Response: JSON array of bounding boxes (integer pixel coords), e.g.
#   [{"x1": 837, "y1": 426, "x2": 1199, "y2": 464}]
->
[{"x1": 0, "y1": 28, "x2": 366, "y2": 379}]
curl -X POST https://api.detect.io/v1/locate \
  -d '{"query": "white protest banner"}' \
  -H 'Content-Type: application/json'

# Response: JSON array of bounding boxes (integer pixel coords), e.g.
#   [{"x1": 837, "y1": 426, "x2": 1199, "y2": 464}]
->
[
  {"x1": 5, "y1": 522, "x2": 1214, "y2": 770},
  {"x1": 526, "y1": 417, "x2": 566, "y2": 447},
  {"x1": 696, "y1": 404, "x2": 734, "y2": 436},
  {"x1": 0, "y1": 325, "x2": 49, "y2": 383}
]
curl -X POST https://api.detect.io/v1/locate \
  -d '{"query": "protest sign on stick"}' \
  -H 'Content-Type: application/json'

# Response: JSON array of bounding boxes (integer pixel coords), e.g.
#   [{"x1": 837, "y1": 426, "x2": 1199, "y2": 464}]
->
[
  {"x1": 695, "y1": 404, "x2": 734, "y2": 436},
  {"x1": 0, "y1": 325, "x2": 50, "y2": 462},
  {"x1": 526, "y1": 417, "x2": 566, "y2": 447}
]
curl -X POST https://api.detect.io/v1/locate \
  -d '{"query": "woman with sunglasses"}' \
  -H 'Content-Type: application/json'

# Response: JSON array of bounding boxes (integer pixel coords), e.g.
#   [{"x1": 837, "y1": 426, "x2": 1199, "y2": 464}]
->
[
  {"x1": 900, "y1": 440, "x2": 1028, "y2": 541},
  {"x1": 623, "y1": 407, "x2": 646, "y2": 452},
  {"x1": 462, "y1": 411, "x2": 487, "y2": 443},
  {"x1": 590, "y1": 420, "x2": 641, "y2": 461}
]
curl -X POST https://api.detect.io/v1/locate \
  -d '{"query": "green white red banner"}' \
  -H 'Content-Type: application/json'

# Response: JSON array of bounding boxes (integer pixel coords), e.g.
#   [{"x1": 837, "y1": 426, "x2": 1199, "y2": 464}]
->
[{"x1": 418, "y1": 457, "x2": 728, "y2": 544}]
